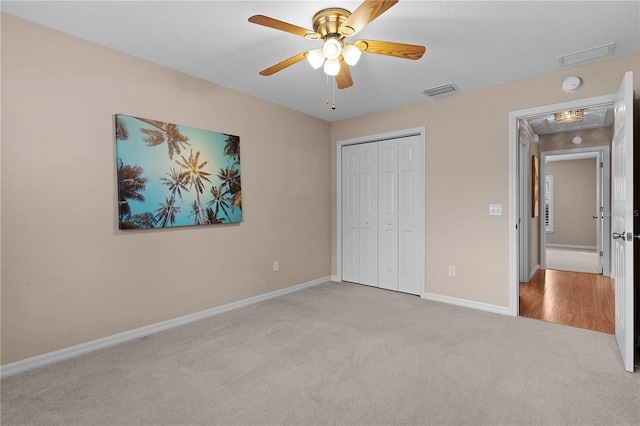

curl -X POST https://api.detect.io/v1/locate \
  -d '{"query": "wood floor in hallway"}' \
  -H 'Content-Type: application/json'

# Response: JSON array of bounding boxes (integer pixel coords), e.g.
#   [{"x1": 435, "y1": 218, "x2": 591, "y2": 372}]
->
[{"x1": 519, "y1": 269, "x2": 615, "y2": 334}]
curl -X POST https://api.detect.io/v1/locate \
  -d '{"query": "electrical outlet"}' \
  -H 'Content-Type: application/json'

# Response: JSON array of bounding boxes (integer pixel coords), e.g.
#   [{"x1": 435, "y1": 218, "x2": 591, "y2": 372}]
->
[
  {"x1": 273, "y1": 261, "x2": 279, "y2": 272},
  {"x1": 448, "y1": 265, "x2": 456, "y2": 276}
]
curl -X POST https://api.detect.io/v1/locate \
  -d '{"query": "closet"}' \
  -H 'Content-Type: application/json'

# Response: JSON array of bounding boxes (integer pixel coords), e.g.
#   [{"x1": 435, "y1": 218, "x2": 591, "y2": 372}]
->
[{"x1": 341, "y1": 134, "x2": 424, "y2": 295}]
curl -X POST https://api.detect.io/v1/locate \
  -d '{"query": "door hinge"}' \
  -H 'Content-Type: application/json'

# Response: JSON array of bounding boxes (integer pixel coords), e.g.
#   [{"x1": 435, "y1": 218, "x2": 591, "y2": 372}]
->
[
  {"x1": 600, "y1": 251, "x2": 604, "y2": 256},
  {"x1": 600, "y1": 161, "x2": 604, "y2": 168}
]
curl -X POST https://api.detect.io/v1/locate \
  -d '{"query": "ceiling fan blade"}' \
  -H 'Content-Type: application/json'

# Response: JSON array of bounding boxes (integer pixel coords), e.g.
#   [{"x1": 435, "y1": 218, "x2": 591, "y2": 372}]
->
[
  {"x1": 338, "y1": 0, "x2": 399, "y2": 36},
  {"x1": 248, "y1": 15, "x2": 320, "y2": 39},
  {"x1": 259, "y1": 52, "x2": 309, "y2": 76},
  {"x1": 336, "y1": 61, "x2": 353, "y2": 89},
  {"x1": 355, "y1": 39, "x2": 426, "y2": 60}
]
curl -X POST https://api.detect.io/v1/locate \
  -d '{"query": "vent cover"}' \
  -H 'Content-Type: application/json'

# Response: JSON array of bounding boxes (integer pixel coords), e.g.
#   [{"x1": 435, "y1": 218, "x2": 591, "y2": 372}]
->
[
  {"x1": 558, "y1": 42, "x2": 615, "y2": 66},
  {"x1": 421, "y1": 83, "x2": 457, "y2": 97}
]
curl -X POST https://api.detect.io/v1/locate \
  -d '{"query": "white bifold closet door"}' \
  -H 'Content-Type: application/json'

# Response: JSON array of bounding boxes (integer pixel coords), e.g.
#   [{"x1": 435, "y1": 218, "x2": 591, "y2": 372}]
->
[
  {"x1": 342, "y1": 142, "x2": 378, "y2": 286},
  {"x1": 341, "y1": 135, "x2": 424, "y2": 295}
]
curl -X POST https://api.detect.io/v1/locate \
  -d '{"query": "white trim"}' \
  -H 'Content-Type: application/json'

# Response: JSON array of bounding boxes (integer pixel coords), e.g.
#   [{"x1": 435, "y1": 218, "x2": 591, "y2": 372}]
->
[
  {"x1": 422, "y1": 293, "x2": 511, "y2": 316},
  {"x1": 331, "y1": 275, "x2": 340, "y2": 282},
  {"x1": 509, "y1": 94, "x2": 617, "y2": 318},
  {"x1": 335, "y1": 127, "x2": 425, "y2": 288},
  {"x1": 0, "y1": 276, "x2": 331, "y2": 378},
  {"x1": 546, "y1": 243, "x2": 597, "y2": 250},
  {"x1": 529, "y1": 264, "x2": 540, "y2": 281}
]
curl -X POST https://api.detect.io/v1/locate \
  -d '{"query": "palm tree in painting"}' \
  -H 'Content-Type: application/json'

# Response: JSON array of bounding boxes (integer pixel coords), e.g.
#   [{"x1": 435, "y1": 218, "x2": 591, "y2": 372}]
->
[
  {"x1": 204, "y1": 207, "x2": 224, "y2": 224},
  {"x1": 155, "y1": 196, "x2": 180, "y2": 227},
  {"x1": 217, "y1": 167, "x2": 242, "y2": 212},
  {"x1": 117, "y1": 159, "x2": 147, "y2": 223},
  {"x1": 175, "y1": 149, "x2": 211, "y2": 225},
  {"x1": 207, "y1": 184, "x2": 232, "y2": 222},
  {"x1": 135, "y1": 117, "x2": 190, "y2": 160},
  {"x1": 217, "y1": 167, "x2": 239, "y2": 188},
  {"x1": 223, "y1": 134, "x2": 240, "y2": 164},
  {"x1": 115, "y1": 115, "x2": 129, "y2": 140},
  {"x1": 160, "y1": 167, "x2": 190, "y2": 202},
  {"x1": 121, "y1": 212, "x2": 156, "y2": 229},
  {"x1": 188, "y1": 200, "x2": 204, "y2": 225},
  {"x1": 230, "y1": 189, "x2": 242, "y2": 212}
]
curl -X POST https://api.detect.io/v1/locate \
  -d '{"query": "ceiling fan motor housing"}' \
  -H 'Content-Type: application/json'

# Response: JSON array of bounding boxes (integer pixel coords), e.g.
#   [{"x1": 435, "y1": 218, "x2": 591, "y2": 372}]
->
[{"x1": 311, "y1": 8, "x2": 352, "y2": 40}]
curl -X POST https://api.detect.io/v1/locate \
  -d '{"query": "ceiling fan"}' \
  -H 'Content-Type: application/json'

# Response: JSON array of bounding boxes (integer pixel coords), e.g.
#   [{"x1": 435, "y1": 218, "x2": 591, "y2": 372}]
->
[{"x1": 248, "y1": 0, "x2": 426, "y2": 89}]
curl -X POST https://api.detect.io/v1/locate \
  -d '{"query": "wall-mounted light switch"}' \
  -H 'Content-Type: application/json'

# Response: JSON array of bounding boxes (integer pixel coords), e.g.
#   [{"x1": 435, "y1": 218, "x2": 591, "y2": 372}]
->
[{"x1": 489, "y1": 204, "x2": 503, "y2": 216}]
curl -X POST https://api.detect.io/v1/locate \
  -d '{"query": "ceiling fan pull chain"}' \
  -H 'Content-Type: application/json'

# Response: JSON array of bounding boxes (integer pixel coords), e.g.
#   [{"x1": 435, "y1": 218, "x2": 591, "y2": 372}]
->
[
  {"x1": 326, "y1": 74, "x2": 330, "y2": 105},
  {"x1": 332, "y1": 77, "x2": 336, "y2": 111}
]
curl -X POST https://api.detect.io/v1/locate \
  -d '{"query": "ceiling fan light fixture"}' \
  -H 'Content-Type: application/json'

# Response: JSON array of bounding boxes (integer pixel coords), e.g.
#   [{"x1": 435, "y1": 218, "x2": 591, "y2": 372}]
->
[
  {"x1": 554, "y1": 109, "x2": 584, "y2": 124},
  {"x1": 306, "y1": 48, "x2": 325, "y2": 69},
  {"x1": 341, "y1": 43, "x2": 362, "y2": 66},
  {"x1": 323, "y1": 37, "x2": 342, "y2": 60},
  {"x1": 324, "y1": 58, "x2": 340, "y2": 76}
]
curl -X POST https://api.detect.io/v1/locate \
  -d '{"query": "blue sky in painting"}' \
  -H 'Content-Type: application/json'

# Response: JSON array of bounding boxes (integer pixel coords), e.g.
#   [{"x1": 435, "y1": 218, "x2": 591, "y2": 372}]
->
[{"x1": 116, "y1": 114, "x2": 241, "y2": 228}]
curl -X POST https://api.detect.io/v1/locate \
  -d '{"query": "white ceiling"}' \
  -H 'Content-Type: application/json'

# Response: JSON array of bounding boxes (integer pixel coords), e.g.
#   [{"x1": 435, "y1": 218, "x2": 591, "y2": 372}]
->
[{"x1": 2, "y1": 1, "x2": 639, "y2": 122}]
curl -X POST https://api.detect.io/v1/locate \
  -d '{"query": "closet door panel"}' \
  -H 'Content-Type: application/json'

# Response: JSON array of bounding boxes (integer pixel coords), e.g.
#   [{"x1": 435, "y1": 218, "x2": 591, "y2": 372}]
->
[
  {"x1": 359, "y1": 143, "x2": 378, "y2": 286},
  {"x1": 341, "y1": 145, "x2": 360, "y2": 283},
  {"x1": 398, "y1": 135, "x2": 425, "y2": 295},
  {"x1": 378, "y1": 139, "x2": 399, "y2": 291}
]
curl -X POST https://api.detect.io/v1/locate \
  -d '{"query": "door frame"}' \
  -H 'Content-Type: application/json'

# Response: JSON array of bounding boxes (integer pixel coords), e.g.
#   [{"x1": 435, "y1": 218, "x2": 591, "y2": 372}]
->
[
  {"x1": 335, "y1": 127, "x2": 426, "y2": 292},
  {"x1": 509, "y1": 94, "x2": 617, "y2": 316},
  {"x1": 538, "y1": 147, "x2": 610, "y2": 275}
]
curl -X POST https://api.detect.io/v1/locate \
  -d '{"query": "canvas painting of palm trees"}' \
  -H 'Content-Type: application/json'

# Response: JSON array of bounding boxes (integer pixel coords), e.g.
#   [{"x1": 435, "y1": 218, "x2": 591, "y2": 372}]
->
[{"x1": 115, "y1": 114, "x2": 241, "y2": 229}]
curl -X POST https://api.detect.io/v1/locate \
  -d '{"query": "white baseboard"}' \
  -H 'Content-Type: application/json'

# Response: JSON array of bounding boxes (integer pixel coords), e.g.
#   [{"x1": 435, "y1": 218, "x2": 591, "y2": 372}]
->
[
  {"x1": 331, "y1": 275, "x2": 340, "y2": 282},
  {"x1": 0, "y1": 276, "x2": 331, "y2": 379},
  {"x1": 529, "y1": 264, "x2": 540, "y2": 281},
  {"x1": 422, "y1": 292, "x2": 511, "y2": 316},
  {"x1": 546, "y1": 243, "x2": 597, "y2": 250}
]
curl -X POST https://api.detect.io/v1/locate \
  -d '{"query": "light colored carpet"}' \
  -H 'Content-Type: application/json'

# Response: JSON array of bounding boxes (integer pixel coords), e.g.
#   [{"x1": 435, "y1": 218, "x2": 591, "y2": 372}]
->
[
  {"x1": 545, "y1": 246, "x2": 599, "y2": 274},
  {"x1": 1, "y1": 282, "x2": 638, "y2": 425}
]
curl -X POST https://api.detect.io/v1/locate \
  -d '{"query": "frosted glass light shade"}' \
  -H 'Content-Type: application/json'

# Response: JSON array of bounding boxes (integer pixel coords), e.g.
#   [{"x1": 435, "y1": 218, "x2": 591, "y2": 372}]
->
[
  {"x1": 324, "y1": 58, "x2": 340, "y2": 76},
  {"x1": 341, "y1": 44, "x2": 361, "y2": 66},
  {"x1": 306, "y1": 48, "x2": 325, "y2": 69},
  {"x1": 323, "y1": 38, "x2": 342, "y2": 60}
]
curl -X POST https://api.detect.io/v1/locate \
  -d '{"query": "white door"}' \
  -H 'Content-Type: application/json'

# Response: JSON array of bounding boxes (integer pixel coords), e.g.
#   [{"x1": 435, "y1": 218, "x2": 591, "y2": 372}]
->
[
  {"x1": 359, "y1": 143, "x2": 379, "y2": 286},
  {"x1": 342, "y1": 144, "x2": 360, "y2": 283},
  {"x1": 611, "y1": 71, "x2": 634, "y2": 372},
  {"x1": 341, "y1": 143, "x2": 378, "y2": 286},
  {"x1": 398, "y1": 136, "x2": 425, "y2": 294},
  {"x1": 378, "y1": 139, "x2": 399, "y2": 291}
]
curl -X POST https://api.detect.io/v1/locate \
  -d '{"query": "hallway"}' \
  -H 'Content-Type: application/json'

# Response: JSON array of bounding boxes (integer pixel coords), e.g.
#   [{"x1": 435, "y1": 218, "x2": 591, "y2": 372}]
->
[{"x1": 519, "y1": 269, "x2": 614, "y2": 334}]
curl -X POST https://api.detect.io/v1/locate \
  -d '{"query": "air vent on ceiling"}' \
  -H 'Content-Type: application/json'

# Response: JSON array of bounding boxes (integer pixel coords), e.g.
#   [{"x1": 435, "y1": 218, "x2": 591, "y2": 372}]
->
[
  {"x1": 558, "y1": 42, "x2": 615, "y2": 67},
  {"x1": 421, "y1": 83, "x2": 457, "y2": 98}
]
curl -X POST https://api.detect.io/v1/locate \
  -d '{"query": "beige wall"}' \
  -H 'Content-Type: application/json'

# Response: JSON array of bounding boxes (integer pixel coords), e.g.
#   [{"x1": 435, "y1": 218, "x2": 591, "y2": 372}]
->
[
  {"x1": 1, "y1": 14, "x2": 332, "y2": 364},
  {"x1": 545, "y1": 159, "x2": 598, "y2": 246},
  {"x1": 331, "y1": 52, "x2": 639, "y2": 307}
]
